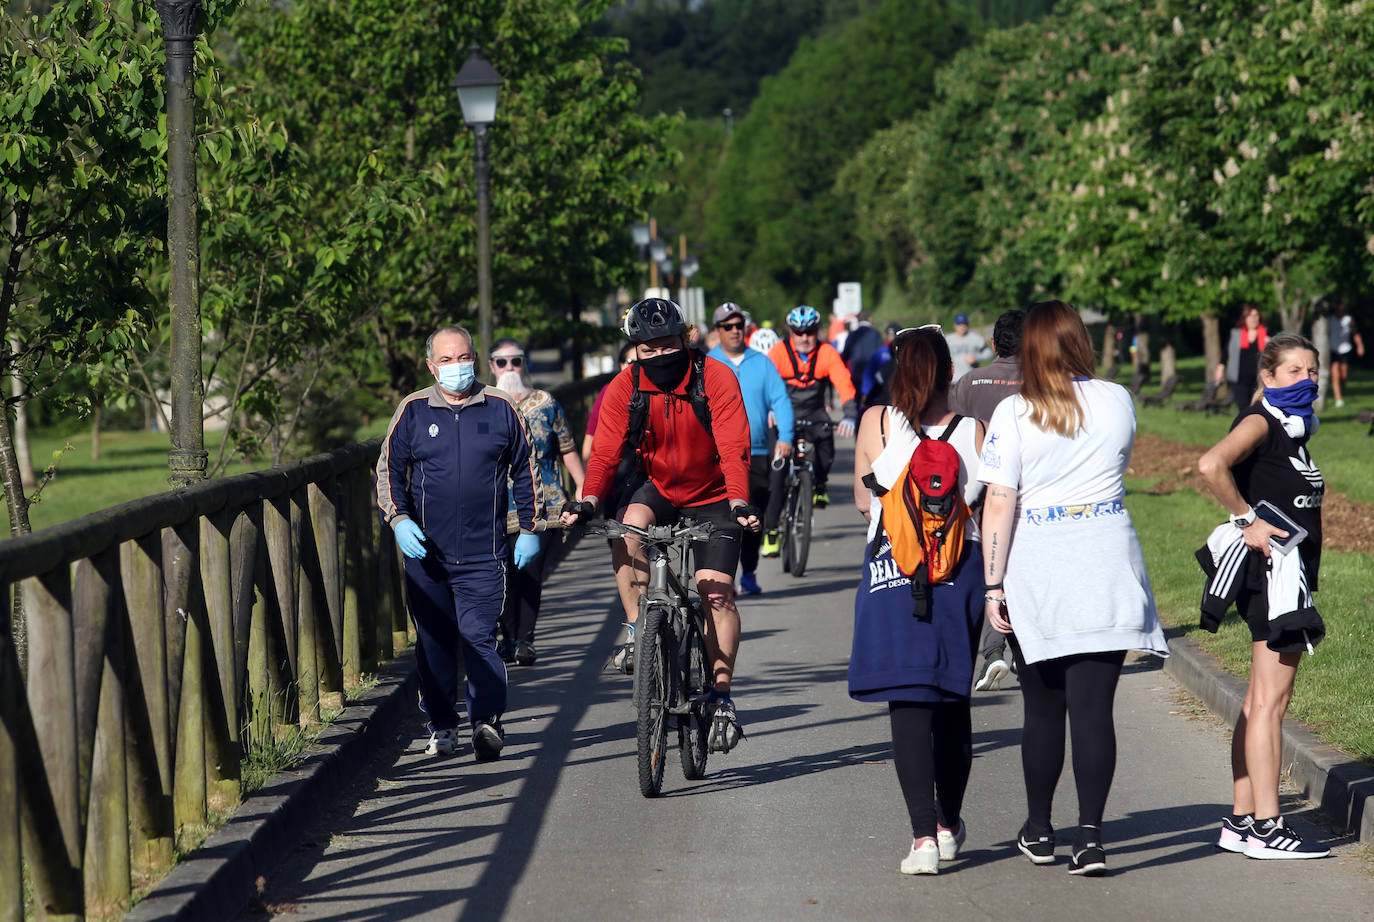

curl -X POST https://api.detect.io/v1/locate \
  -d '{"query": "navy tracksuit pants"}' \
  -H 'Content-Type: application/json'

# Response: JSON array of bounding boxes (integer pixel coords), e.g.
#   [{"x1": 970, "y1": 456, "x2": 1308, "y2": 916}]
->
[{"x1": 403, "y1": 556, "x2": 508, "y2": 732}]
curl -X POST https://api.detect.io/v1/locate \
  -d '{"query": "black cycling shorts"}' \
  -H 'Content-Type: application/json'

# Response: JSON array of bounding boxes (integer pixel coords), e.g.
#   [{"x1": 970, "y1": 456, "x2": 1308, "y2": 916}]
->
[{"x1": 617, "y1": 480, "x2": 743, "y2": 576}]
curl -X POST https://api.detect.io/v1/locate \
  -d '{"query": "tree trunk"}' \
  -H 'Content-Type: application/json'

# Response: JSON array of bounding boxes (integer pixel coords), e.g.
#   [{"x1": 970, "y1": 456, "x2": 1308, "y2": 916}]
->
[
  {"x1": 9, "y1": 336, "x2": 35, "y2": 491},
  {"x1": 91, "y1": 403, "x2": 102, "y2": 461},
  {"x1": 1272, "y1": 254, "x2": 1307, "y2": 333},
  {"x1": 569, "y1": 291, "x2": 584, "y2": 381},
  {"x1": 1311, "y1": 311, "x2": 1331, "y2": 411},
  {"x1": 1160, "y1": 340, "x2": 1177, "y2": 384},
  {"x1": 1100, "y1": 321, "x2": 1118, "y2": 378},
  {"x1": 1201, "y1": 312, "x2": 1222, "y2": 384}
]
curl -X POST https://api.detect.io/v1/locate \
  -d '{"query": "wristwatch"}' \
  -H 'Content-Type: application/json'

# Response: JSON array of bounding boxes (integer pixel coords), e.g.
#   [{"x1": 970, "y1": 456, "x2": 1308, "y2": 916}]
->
[{"x1": 1229, "y1": 506, "x2": 1257, "y2": 528}]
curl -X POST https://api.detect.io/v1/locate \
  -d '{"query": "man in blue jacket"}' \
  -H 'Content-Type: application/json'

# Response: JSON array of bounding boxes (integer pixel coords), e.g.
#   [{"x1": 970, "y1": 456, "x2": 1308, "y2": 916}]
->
[
  {"x1": 377, "y1": 325, "x2": 541, "y2": 761},
  {"x1": 708, "y1": 302, "x2": 794, "y2": 594}
]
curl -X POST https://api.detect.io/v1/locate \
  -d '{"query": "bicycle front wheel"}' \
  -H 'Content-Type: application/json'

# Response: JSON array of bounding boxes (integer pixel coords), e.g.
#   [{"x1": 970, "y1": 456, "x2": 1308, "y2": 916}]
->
[
  {"x1": 787, "y1": 469, "x2": 813, "y2": 577},
  {"x1": 634, "y1": 603, "x2": 673, "y2": 797},
  {"x1": 678, "y1": 608, "x2": 710, "y2": 781}
]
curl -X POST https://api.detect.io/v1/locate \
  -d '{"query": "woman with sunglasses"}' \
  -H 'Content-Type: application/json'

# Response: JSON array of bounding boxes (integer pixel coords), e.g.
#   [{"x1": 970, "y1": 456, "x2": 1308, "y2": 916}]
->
[
  {"x1": 491, "y1": 338, "x2": 586, "y2": 666},
  {"x1": 978, "y1": 301, "x2": 1167, "y2": 875}
]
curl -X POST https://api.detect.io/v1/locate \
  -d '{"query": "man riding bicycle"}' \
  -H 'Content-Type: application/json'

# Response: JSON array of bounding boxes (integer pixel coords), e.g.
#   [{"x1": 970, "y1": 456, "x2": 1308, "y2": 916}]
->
[
  {"x1": 763, "y1": 304, "x2": 858, "y2": 554},
  {"x1": 564, "y1": 297, "x2": 758, "y2": 752}
]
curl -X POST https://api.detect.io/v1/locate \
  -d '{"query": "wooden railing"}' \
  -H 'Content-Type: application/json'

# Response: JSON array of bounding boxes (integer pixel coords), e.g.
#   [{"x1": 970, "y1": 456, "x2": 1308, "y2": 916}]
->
[{"x1": 0, "y1": 374, "x2": 610, "y2": 921}]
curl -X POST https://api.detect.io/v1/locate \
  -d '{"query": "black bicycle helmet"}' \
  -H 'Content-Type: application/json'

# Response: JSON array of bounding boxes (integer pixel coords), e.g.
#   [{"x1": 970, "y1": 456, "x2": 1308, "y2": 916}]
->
[{"x1": 623, "y1": 297, "x2": 687, "y2": 342}]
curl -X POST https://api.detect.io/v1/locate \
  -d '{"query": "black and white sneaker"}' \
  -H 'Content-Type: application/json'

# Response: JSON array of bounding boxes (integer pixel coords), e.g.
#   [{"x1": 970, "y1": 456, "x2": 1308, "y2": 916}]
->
[
  {"x1": 708, "y1": 695, "x2": 745, "y2": 752},
  {"x1": 1243, "y1": 817, "x2": 1330, "y2": 860},
  {"x1": 974, "y1": 658, "x2": 1011, "y2": 692},
  {"x1": 1017, "y1": 822, "x2": 1056, "y2": 865},
  {"x1": 1217, "y1": 814, "x2": 1253, "y2": 853},
  {"x1": 1068, "y1": 827, "x2": 1107, "y2": 876}
]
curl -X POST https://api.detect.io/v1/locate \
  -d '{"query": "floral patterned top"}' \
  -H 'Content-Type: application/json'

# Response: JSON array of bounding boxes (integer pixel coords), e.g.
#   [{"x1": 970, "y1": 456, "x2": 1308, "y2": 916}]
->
[{"x1": 506, "y1": 388, "x2": 576, "y2": 532}]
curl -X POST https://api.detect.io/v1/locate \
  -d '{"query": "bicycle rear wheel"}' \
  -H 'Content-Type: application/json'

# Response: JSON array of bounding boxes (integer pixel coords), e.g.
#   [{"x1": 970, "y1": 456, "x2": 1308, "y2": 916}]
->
[
  {"x1": 787, "y1": 469, "x2": 813, "y2": 577},
  {"x1": 634, "y1": 604, "x2": 673, "y2": 797},
  {"x1": 678, "y1": 609, "x2": 710, "y2": 781},
  {"x1": 780, "y1": 481, "x2": 795, "y2": 573}
]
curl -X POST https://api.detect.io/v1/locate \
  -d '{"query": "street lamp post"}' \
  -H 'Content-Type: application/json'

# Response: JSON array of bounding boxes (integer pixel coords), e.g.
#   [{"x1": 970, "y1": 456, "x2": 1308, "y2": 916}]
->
[
  {"x1": 156, "y1": 0, "x2": 206, "y2": 488},
  {"x1": 453, "y1": 46, "x2": 503, "y2": 357}
]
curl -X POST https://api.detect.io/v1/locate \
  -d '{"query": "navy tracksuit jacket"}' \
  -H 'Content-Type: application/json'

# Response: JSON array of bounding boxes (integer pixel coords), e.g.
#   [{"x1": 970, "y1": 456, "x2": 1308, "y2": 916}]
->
[{"x1": 377, "y1": 384, "x2": 540, "y2": 730}]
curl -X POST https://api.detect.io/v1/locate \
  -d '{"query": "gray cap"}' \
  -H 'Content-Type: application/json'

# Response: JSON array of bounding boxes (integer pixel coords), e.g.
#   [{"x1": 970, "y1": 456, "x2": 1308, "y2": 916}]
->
[{"x1": 713, "y1": 302, "x2": 745, "y2": 325}]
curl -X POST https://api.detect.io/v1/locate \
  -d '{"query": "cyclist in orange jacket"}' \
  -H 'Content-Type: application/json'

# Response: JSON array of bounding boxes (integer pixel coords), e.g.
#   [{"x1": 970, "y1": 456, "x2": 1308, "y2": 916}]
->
[{"x1": 762, "y1": 305, "x2": 858, "y2": 554}]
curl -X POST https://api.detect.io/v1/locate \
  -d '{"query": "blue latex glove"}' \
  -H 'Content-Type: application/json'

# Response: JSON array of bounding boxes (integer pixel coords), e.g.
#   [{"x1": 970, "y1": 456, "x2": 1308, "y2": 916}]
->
[
  {"x1": 513, "y1": 533, "x2": 541, "y2": 569},
  {"x1": 393, "y1": 519, "x2": 427, "y2": 559}
]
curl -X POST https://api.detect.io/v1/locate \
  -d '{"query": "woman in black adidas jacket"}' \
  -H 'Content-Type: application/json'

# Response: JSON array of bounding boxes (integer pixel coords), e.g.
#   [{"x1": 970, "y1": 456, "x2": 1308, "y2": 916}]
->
[{"x1": 1197, "y1": 331, "x2": 1330, "y2": 861}]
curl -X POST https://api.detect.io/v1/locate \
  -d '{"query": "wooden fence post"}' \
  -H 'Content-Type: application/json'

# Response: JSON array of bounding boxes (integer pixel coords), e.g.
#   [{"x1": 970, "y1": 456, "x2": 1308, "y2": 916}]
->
[
  {"x1": 21, "y1": 568, "x2": 84, "y2": 919},
  {"x1": 1, "y1": 591, "x2": 25, "y2": 922},
  {"x1": 200, "y1": 512, "x2": 240, "y2": 811},
  {"x1": 262, "y1": 496, "x2": 299, "y2": 732},
  {"x1": 121, "y1": 534, "x2": 174, "y2": 876},
  {"x1": 306, "y1": 480, "x2": 344, "y2": 712},
  {"x1": 75, "y1": 549, "x2": 130, "y2": 918},
  {"x1": 165, "y1": 523, "x2": 206, "y2": 831}
]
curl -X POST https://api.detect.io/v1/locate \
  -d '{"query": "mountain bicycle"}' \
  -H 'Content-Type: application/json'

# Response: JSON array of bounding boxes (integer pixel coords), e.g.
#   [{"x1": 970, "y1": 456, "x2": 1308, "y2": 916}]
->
[
  {"x1": 590, "y1": 518, "x2": 715, "y2": 797},
  {"x1": 776, "y1": 424, "x2": 821, "y2": 577}
]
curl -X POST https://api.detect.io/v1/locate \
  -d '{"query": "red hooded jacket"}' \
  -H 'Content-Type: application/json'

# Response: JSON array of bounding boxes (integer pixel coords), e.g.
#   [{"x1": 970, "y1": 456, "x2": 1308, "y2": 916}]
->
[{"x1": 584, "y1": 355, "x2": 752, "y2": 509}]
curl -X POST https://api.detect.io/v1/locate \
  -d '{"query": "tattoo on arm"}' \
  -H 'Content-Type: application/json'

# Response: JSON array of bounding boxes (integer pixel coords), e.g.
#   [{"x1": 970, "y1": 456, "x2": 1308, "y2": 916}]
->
[{"x1": 987, "y1": 534, "x2": 998, "y2": 578}]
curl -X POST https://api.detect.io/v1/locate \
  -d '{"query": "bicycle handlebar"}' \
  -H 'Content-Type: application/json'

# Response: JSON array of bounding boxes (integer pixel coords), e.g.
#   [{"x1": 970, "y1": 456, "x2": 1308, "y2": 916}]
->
[{"x1": 589, "y1": 519, "x2": 716, "y2": 545}]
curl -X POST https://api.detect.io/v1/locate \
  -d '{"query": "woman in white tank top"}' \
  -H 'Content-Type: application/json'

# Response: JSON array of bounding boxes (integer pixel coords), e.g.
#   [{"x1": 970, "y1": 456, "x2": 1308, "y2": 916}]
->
[{"x1": 848, "y1": 325, "x2": 986, "y2": 877}]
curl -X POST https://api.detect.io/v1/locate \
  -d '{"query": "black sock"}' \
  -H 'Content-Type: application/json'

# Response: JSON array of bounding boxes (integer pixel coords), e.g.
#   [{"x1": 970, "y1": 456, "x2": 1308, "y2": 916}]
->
[
  {"x1": 1230, "y1": 812, "x2": 1253, "y2": 826},
  {"x1": 1075, "y1": 825, "x2": 1101, "y2": 848}
]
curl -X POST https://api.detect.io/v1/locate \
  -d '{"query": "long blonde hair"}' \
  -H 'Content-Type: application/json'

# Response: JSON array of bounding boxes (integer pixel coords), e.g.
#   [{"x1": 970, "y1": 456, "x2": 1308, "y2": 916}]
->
[{"x1": 1019, "y1": 300, "x2": 1096, "y2": 436}]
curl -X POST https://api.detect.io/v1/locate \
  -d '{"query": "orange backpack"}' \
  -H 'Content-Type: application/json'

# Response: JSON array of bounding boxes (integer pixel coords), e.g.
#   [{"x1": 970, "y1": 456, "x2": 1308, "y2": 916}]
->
[{"x1": 863, "y1": 412, "x2": 972, "y2": 619}]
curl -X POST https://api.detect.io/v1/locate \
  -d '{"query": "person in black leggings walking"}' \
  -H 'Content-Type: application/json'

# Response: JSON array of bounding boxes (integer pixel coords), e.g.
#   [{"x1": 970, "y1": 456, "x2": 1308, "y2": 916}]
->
[
  {"x1": 849, "y1": 327, "x2": 986, "y2": 875},
  {"x1": 978, "y1": 301, "x2": 1168, "y2": 875}
]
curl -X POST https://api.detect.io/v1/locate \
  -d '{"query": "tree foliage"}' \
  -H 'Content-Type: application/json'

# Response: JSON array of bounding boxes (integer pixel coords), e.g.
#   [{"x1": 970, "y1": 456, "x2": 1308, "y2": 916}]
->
[{"x1": 703, "y1": 0, "x2": 979, "y2": 311}]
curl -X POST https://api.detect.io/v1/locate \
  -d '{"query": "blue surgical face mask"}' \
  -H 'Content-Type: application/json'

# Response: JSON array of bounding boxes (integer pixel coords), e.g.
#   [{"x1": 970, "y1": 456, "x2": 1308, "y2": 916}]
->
[{"x1": 436, "y1": 361, "x2": 475, "y2": 394}]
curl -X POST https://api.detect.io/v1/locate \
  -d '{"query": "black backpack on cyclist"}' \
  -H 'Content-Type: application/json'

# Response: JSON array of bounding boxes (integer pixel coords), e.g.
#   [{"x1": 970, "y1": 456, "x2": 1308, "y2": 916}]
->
[{"x1": 615, "y1": 352, "x2": 716, "y2": 485}]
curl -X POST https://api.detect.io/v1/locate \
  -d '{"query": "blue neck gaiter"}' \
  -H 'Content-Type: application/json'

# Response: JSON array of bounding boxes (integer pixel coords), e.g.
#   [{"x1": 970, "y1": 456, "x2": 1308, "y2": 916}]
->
[{"x1": 1263, "y1": 379, "x2": 1318, "y2": 435}]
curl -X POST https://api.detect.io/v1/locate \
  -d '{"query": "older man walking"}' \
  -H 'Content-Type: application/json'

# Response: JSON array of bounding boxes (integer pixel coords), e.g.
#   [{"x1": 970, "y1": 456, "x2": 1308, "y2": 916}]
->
[{"x1": 377, "y1": 324, "x2": 541, "y2": 761}]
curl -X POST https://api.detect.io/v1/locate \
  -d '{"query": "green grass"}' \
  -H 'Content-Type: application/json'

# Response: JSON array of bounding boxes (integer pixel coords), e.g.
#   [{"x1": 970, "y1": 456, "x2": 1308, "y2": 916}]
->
[{"x1": 1125, "y1": 477, "x2": 1374, "y2": 766}]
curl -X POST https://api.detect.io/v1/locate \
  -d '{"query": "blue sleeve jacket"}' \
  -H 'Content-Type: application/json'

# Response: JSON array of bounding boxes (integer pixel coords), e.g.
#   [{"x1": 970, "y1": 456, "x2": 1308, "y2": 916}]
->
[
  {"x1": 708, "y1": 346, "x2": 794, "y2": 456},
  {"x1": 376, "y1": 384, "x2": 541, "y2": 564}
]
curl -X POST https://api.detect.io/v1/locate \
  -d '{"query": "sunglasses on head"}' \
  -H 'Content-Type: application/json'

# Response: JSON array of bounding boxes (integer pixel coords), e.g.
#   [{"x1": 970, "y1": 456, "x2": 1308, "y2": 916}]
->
[
  {"x1": 891, "y1": 324, "x2": 943, "y2": 350},
  {"x1": 491, "y1": 355, "x2": 524, "y2": 369},
  {"x1": 716, "y1": 320, "x2": 746, "y2": 331}
]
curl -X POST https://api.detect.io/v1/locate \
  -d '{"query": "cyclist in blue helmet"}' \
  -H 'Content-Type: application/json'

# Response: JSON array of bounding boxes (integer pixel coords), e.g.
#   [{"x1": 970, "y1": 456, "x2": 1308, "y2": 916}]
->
[{"x1": 762, "y1": 305, "x2": 859, "y2": 553}]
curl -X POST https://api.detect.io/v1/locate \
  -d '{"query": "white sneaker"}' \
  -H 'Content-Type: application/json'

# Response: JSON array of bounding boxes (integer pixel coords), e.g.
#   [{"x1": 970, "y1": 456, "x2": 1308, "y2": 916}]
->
[
  {"x1": 425, "y1": 727, "x2": 458, "y2": 756},
  {"x1": 937, "y1": 819, "x2": 966, "y2": 861},
  {"x1": 900, "y1": 838, "x2": 940, "y2": 875},
  {"x1": 975, "y1": 659, "x2": 1011, "y2": 692}
]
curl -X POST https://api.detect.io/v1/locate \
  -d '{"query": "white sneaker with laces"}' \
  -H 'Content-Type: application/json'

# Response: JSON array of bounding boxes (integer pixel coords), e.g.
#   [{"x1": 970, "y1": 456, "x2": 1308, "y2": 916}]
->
[
  {"x1": 937, "y1": 819, "x2": 966, "y2": 861},
  {"x1": 900, "y1": 838, "x2": 940, "y2": 875},
  {"x1": 425, "y1": 727, "x2": 458, "y2": 756}
]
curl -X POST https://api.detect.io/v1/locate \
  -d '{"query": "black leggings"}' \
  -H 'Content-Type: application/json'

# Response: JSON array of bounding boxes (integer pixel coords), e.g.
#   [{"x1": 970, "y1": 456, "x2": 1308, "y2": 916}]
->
[
  {"x1": 1009, "y1": 636, "x2": 1125, "y2": 831},
  {"x1": 888, "y1": 700, "x2": 973, "y2": 839}
]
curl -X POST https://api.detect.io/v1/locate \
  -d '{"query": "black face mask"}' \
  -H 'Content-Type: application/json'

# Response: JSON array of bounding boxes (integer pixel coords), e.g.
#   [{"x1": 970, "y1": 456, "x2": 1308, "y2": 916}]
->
[{"x1": 637, "y1": 349, "x2": 691, "y2": 392}]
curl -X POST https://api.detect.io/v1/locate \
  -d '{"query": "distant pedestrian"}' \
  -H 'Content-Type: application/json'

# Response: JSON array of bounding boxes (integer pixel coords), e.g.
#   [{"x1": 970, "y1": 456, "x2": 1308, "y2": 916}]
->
[
  {"x1": 850, "y1": 326, "x2": 985, "y2": 876},
  {"x1": 1216, "y1": 305, "x2": 1268, "y2": 409},
  {"x1": 945, "y1": 313, "x2": 993, "y2": 381},
  {"x1": 949, "y1": 308, "x2": 1025, "y2": 693},
  {"x1": 1328, "y1": 302, "x2": 1364, "y2": 408},
  {"x1": 708, "y1": 302, "x2": 794, "y2": 595},
  {"x1": 377, "y1": 324, "x2": 541, "y2": 761},
  {"x1": 841, "y1": 310, "x2": 884, "y2": 392},
  {"x1": 1197, "y1": 332, "x2": 1330, "y2": 860},
  {"x1": 491, "y1": 338, "x2": 586, "y2": 667},
  {"x1": 860, "y1": 322, "x2": 902, "y2": 408},
  {"x1": 582, "y1": 342, "x2": 634, "y2": 462},
  {"x1": 978, "y1": 300, "x2": 1168, "y2": 875}
]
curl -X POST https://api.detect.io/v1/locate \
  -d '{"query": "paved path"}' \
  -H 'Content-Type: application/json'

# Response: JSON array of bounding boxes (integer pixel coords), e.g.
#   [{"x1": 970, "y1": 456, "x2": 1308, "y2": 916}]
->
[{"x1": 244, "y1": 472, "x2": 1374, "y2": 922}]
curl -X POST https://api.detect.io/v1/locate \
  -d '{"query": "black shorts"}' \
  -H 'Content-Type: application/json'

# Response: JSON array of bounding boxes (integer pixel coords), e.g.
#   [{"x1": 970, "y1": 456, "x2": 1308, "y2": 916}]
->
[{"x1": 617, "y1": 480, "x2": 743, "y2": 576}]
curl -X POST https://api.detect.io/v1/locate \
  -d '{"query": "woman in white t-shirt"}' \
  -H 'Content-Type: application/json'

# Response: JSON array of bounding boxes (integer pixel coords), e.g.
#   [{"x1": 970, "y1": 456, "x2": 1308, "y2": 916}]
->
[
  {"x1": 978, "y1": 300, "x2": 1167, "y2": 876},
  {"x1": 849, "y1": 326, "x2": 986, "y2": 876}
]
